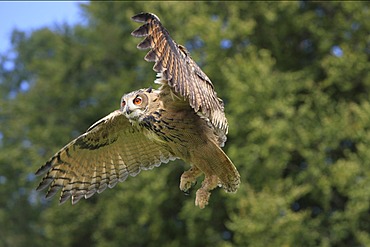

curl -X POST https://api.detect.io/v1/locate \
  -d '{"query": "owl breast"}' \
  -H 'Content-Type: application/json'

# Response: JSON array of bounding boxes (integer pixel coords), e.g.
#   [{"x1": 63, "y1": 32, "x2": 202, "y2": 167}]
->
[{"x1": 138, "y1": 102, "x2": 216, "y2": 161}]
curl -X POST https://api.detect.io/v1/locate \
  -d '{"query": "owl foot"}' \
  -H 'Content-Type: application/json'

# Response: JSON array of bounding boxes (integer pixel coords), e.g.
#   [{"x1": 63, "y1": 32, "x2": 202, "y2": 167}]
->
[
  {"x1": 195, "y1": 188, "x2": 210, "y2": 209},
  {"x1": 179, "y1": 166, "x2": 202, "y2": 193},
  {"x1": 183, "y1": 181, "x2": 197, "y2": 196},
  {"x1": 195, "y1": 174, "x2": 219, "y2": 209}
]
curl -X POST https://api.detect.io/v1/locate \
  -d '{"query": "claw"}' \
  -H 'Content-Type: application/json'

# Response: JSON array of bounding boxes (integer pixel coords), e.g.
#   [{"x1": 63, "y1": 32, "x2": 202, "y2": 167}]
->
[
  {"x1": 182, "y1": 180, "x2": 197, "y2": 196},
  {"x1": 179, "y1": 166, "x2": 201, "y2": 192}
]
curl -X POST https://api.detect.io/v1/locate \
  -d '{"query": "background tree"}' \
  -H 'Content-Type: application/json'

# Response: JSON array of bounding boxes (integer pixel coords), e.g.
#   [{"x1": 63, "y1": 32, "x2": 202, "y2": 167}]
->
[{"x1": 0, "y1": 2, "x2": 369, "y2": 247}]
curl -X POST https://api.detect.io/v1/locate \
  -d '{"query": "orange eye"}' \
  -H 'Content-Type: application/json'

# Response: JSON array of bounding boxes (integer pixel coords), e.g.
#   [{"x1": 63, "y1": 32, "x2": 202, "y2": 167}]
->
[
  {"x1": 133, "y1": 96, "x2": 142, "y2": 105},
  {"x1": 121, "y1": 100, "x2": 126, "y2": 108}
]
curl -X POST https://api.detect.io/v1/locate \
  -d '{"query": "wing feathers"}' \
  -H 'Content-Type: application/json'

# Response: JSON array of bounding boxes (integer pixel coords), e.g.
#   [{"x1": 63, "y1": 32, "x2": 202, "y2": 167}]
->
[
  {"x1": 145, "y1": 49, "x2": 157, "y2": 62},
  {"x1": 131, "y1": 12, "x2": 228, "y2": 144},
  {"x1": 131, "y1": 12, "x2": 161, "y2": 23},
  {"x1": 131, "y1": 23, "x2": 151, "y2": 37},
  {"x1": 137, "y1": 36, "x2": 152, "y2": 50},
  {"x1": 36, "y1": 110, "x2": 177, "y2": 204}
]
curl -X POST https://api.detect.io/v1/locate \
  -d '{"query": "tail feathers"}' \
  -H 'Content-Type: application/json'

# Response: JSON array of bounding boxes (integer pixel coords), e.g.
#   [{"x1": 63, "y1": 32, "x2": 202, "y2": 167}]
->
[{"x1": 193, "y1": 141, "x2": 240, "y2": 193}]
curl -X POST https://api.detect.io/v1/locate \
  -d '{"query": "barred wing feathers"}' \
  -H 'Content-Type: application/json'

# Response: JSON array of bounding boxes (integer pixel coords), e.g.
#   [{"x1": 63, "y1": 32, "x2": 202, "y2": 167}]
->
[
  {"x1": 131, "y1": 12, "x2": 228, "y2": 138},
  {"x1": 35, "y1": 110, "x2": 176, "y2": 204}
]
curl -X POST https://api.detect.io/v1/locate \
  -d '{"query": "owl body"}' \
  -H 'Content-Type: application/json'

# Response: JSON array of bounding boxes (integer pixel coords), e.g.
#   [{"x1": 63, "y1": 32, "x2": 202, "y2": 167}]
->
[
  {"x1": 123, "y1": 88, "x2": 208, "y2": 156},
  {"x1": 35, "y1": 12, "x2": 240, "y2": 209},
  {"x1": 122, "y1": 88, "x2": 238, "y2": 199}
]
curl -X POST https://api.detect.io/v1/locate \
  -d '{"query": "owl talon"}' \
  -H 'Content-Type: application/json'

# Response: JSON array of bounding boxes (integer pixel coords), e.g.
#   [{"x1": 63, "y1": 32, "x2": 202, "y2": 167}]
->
[
  {"x1": 180, "y1": 179, "x2": 197, "y2": 193},
  {"x1": 180, "y1": 167, "x2": 202, "y2": 192},
  {"x1": 182, "y1": 180, "x2": 197, "y2": 196}
]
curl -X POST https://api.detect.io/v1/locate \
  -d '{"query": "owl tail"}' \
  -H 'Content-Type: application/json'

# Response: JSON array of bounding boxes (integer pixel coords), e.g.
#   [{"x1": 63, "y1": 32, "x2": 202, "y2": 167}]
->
[{"x1": 194, "y1": 141, "x2": 241, "y2": 193}]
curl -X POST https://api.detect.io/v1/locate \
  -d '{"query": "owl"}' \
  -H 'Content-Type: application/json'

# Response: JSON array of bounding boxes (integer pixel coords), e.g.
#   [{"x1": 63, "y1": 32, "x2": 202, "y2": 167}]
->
[{"x1": 35, "y1": 12, "x2": 240, "y2": 209}]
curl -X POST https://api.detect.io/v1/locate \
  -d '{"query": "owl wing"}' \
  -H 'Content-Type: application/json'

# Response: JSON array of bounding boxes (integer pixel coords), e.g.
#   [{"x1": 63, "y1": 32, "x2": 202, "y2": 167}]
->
[
  {"x1": 131, "y1": 12, "x2": 228, "y2": 138},
  {"x1": 35, "y1": 110, "x2": 176, "y2": 204}
]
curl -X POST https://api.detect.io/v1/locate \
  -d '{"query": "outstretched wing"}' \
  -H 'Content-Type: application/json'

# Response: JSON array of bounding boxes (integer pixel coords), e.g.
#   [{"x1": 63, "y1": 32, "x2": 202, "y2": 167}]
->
[
  {"x1": 35, "y1": 110, "x2": 176, "y2": 204},
  {"x1": 131, "y1": 12, "x2": 228, "y2": 138}
]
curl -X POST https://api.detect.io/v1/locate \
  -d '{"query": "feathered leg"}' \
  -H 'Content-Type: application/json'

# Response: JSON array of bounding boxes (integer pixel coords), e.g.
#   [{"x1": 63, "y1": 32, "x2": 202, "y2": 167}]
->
[
  {"x1": 189, "y1": 140, "x2": 240, "y2": 208},
  {"x1": 195, "y1": 174, "x2": 219, "y2": 209}
]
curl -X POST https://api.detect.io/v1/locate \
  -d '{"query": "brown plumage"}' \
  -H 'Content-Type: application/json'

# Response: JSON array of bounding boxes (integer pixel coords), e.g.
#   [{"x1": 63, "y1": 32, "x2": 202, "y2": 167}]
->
[{"x1": 35, "y1": 12, "x2": 240, "y2": 209}]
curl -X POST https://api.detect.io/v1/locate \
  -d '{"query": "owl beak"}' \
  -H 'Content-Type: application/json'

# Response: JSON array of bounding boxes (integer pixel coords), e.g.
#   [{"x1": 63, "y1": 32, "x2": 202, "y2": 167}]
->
[{"x1": 125, "y1": 107, "x2": 132, "y2": 115}]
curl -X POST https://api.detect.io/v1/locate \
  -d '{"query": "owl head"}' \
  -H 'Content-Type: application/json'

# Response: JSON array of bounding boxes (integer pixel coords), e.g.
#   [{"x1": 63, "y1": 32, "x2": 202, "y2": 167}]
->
[{"x1": 120, "y1": 88, "x2": 156, "y2": 121}]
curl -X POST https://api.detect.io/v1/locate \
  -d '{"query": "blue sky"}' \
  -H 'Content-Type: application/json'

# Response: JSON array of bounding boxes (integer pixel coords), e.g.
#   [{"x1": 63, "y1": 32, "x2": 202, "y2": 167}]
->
[
  {"x1": 0, "y1": 1, "x2": 86, "y2": 54},
  {"x1": 0, "y1": 1, "x2": 345, "y2": 58}
]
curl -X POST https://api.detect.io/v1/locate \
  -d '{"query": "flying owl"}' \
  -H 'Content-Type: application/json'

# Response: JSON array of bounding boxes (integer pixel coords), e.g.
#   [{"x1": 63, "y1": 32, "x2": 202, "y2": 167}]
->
[{"x1": 35, "y1": 12, "x2": 240, "y2": 209}]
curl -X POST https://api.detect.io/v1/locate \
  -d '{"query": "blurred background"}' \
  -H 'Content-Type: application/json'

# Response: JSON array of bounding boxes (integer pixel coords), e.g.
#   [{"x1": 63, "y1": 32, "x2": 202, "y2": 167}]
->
[{"x1": 0, "y1": 2, "x2": 369, "y2": 247}]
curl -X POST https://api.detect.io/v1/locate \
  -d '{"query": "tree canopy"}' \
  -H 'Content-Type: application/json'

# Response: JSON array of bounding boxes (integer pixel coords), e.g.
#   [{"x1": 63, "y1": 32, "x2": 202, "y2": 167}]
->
[{"x1": 0, "y1": 2, "x2": 369, "y2": 247}]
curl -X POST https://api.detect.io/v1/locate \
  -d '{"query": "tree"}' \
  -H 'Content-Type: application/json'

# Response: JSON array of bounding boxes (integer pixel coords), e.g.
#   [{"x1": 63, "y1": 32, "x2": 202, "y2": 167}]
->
[{"x1": 0, "y1": 2, "x2": 369, "y2": 246}]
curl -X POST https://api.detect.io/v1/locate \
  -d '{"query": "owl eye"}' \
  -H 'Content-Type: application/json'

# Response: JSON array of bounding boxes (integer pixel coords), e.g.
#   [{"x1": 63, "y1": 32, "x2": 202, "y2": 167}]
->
[
  {"x1": 133, "y1": 96, "x2": 142, "y2": 105},
  {"x1": 121, "y1": 100, "x2": 126, "y2": 108}
]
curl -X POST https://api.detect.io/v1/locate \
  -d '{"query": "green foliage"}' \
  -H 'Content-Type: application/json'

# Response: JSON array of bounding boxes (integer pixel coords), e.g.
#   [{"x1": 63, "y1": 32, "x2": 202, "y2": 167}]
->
[{"x1": 0, "y1": 2, "x2": 369, "y2": 247}]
